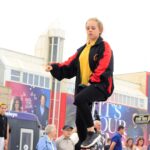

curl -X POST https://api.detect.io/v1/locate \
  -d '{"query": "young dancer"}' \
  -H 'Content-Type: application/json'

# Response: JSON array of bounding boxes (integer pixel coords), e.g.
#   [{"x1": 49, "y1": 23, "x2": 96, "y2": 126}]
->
[{"x1": 46, "y1": 17, "x2": 114, "y2": 149}]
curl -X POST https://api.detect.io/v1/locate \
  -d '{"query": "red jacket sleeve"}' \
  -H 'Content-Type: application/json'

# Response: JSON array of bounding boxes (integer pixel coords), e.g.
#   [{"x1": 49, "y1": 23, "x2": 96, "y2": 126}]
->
[{"x1": 90, "y1": 42, "x2": 112, "y2": 83}]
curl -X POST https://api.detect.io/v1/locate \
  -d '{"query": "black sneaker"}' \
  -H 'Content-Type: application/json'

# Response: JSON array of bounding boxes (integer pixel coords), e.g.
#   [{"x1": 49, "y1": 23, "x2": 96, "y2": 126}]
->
[{"x1": 81, "y1": 132, "x2": 100, "y2": 148}]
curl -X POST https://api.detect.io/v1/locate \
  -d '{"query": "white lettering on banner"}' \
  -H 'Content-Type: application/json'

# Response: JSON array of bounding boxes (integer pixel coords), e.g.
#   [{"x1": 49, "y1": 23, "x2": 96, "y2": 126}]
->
[
  {"x1": 101, "y1": 117, "x2": 126, "y2": 134},
  {"x1": 6, "y1": 111, "x2": 18, "y2": 118},
  {"x1": 96, "y1": 102, "x2": 126, "y2": 134},
  {"x1": 98, "y1": 103, "x2": 122, "y2": 119}
]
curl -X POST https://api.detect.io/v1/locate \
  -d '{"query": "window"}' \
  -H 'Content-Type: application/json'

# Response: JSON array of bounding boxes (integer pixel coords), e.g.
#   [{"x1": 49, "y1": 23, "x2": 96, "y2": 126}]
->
[
  {"x1": 54, "y1": 37, "x2": 58, "y2": 44},
  {"x1": 49, "y1": 37, "x2": 52, "y2": 44},
  {"x1": 115, "y1": 93, "x2": 119, "y2": 103},
  {"x1": 11, "y1": 76, "x2": 20, "y2": 81},
  {"x1": 40, "y1": 76, "x2": 44, "y2": 87},
  {"x1": 11, "y1": 70, "x2": 20, "y2": 76},
  {"x1": 34, "y1": 75, "x2": 39, "y2": 86},
  {"x1": 139, "y1": 99, "x2": 144, "y2": 108},
  {"x1": 11, "y1": 70, "x2": 50, "y2": 89},
  {"x1": 53, "y1": 45, "x2": 57, "y2": 61},
  {"x1": 49, "y1": 37, "x2": 59, "y2": 62},
  {"x1": 135, "y1": 97, "x2": 138, "y2": 106},
  {"x1": 48, "y1": 45, "x2": 52, "y2": 61},
  {"x1": 28, "y1": 74, "x2": 33, "y2": 85},
  {"x1": 11, "y1": 69, "x2": 20, "y2": 81},
  {"x1": 59, "y1": 38, "x2": 64, "y2": 61},
  {"x1": 118, "y1": 94, "x2": 123, "y2": 104},
  {"x1": 122, "y1": 95, "x2": 127, "y2": 105},
  {"x1": 23, "y1": 72, "x2": 28, "y2": 83},
  {"x1": 131, "y1": 97, "x2": 135, "y2": 106},
  {"x1": 45, "y1": 77, "x2": 50, "y2": 88}
]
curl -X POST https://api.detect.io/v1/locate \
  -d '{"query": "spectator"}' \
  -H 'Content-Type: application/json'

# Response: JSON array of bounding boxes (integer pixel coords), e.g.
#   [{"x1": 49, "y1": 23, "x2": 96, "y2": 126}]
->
[
  {"x1": 110, "y1": 125, "x2": 125, "y2": 150},
  {"x1": 56, "y1": 125, "x2": 74, "y2": 150},
  {"x1": 70, "y1": 128, "x2": 79, "y2": 146},
  {"x1": 36, "y1": 124, "x2": 57, "y2": 150},
  {"x1": 104, "y1": 138, "x2": 111, "y2": 150},
  {"x1": 135, "y1": 137, "x2": 146, "y2": 150},
  {"x1": 34, "y1": 94, "x2": 49, "y2": 129},
  {"x1": 0, "y1": 103, "x2": 8, "y2": 150},
  {"x1": 94, "y1": 120, "x2": 106, "y2": 150},
  {"x1": 123, "y1": 137, "x2": 136, "y2": 150},
  {"x1": 12, "y1": 96, "x2": 22, "y2": 112}
]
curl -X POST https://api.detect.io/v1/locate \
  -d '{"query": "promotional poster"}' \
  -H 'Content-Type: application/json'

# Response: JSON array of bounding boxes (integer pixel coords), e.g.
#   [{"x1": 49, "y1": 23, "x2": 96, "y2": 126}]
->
[{"x1": 5, "y1": 81, "x2": 50, "y2": 128}]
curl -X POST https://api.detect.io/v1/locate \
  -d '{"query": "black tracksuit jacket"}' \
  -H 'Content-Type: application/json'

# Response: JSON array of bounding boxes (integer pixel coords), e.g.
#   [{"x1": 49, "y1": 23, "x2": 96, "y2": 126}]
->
[{"x1": 50, "y1": 37, "x2": 114, "y2": 99}]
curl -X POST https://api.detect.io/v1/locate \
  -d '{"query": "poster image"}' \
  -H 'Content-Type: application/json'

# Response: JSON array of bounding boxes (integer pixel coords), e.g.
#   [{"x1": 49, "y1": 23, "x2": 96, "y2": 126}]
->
[{"x1": 5, "y1": 81, "x2": 50, "y2": 128}]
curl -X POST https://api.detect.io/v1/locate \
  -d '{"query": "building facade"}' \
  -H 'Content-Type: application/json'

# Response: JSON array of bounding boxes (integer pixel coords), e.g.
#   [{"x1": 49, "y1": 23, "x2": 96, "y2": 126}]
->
[{"x1": 0, "y1": 25, "x2": 150, "y2": 148}]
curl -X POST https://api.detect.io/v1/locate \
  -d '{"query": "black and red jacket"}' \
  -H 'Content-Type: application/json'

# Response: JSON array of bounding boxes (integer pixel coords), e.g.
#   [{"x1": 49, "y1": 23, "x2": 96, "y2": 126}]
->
[{"x1": 50, "y1": 37, "x2": 114, "y2": 99}]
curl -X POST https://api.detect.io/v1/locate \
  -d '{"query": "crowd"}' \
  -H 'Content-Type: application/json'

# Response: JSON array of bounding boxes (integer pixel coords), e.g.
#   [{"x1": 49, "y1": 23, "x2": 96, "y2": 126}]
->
[
  {"x1": 0, "y1": 102, "x2": 150, "y2": 150},
  {"x1": 36, "y1": 121, "x2": 149, "y2": 150}
]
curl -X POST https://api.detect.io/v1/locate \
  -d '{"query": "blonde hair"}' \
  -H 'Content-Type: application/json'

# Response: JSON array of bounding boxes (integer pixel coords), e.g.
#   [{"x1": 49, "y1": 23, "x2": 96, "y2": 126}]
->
[
  {"x1": 0, "y1": 102, "x2": 6, "y2": 107},
  {"x1": 86, "y1": 17, "x2": 103, "y2": 35}
]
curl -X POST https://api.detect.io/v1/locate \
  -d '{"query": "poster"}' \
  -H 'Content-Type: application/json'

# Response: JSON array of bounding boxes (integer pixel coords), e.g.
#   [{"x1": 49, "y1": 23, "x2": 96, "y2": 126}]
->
[{"x1": 5, "y1": 81, "x2": 50, "y2": 128}]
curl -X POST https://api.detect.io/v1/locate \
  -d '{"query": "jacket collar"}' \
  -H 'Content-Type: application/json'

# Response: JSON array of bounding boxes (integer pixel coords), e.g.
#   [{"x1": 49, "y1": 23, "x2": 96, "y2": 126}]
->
[
  {"x1": 77, "y1": 36, "x2": 103, "y2": 52},
  {"x1": 94, "y1": 36, "x2": 103, "y2": 45}
]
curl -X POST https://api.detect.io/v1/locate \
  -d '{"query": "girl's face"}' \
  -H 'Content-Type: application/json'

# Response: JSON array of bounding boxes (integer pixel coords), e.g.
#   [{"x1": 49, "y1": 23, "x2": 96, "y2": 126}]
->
[
  {"x1": 86, "y1": 20, "x2": 101, "y2": 42},
  {"x1": 127, "y1": 139, "x2": 133, "y2": 146},
  {"x1": 138, "y1": 139, "x2": 144, "y2": 146}
]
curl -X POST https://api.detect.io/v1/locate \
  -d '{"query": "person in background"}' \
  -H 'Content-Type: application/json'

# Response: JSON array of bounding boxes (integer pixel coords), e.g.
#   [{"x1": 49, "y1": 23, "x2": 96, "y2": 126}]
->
[
  {"x1": 104, "y1": 138, "x2": 111, "y2": 150},
  {"x1": 34, "y1": 94, "x2": 49, "y2": 129},
  {"x1": 123, "y1": 137, "x2": 136, "y2": 150},
  {"x1": 56, "y1": 125, "x2": 74, "y2": 150},
  {"x1": 135, "y1": 137, "x2": 146, "y2": 150},
  {"x1": 70, "y1": 127, "x2": 79, "y2": 146},
  {"x1": 0, "y1": 103, "x2": 8, "y2": 150},
  {"x1": 12, "y1": 96, "x2": 22, "y2": 112},
  {"x1": 94, "y1": 119, "x2": 106, "y2": 150},
  {"x1": 36, "y1": 124, "x2": 57, "y2": 150},
  {"x1": 109, "y1": 125, "x2": 125, "y2": 150},
  {"x1": 45, "y1": 17, "x2": 114, "y2": 150}
]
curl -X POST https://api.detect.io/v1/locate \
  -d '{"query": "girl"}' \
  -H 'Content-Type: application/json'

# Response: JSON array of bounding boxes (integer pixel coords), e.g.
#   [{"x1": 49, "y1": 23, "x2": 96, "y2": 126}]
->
[{"x1": 45, "y1": 18, "x2": 114, "y2": 149}]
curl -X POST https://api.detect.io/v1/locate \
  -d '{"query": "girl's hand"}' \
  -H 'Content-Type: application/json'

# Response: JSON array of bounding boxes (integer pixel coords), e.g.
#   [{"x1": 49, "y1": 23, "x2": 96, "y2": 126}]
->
[{"x1": 45, "y1": 64, "x2": 53, "y2": 72}]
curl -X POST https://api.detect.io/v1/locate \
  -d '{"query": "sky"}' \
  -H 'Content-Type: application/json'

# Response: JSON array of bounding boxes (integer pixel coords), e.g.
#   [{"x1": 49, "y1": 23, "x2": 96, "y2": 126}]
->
[{"x1": 0, "y1": 0, "x2": 150, "y2": 74}]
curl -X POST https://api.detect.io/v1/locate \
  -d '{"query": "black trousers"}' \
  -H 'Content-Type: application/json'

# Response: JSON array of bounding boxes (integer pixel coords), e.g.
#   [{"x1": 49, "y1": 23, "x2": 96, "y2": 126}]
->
[{"x1": 74, "y1": 84, "x2": 107, "y2": 150}]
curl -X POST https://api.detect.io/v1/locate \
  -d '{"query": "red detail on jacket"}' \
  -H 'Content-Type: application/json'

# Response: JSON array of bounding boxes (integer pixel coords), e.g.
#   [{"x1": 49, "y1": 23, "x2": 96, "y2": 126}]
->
[
  {"x1": 107, "y1": 77, "x2": 112, "y2": 94},
  {"x1": 90, "y1": 42, "x2": 112, "y2": 82}
]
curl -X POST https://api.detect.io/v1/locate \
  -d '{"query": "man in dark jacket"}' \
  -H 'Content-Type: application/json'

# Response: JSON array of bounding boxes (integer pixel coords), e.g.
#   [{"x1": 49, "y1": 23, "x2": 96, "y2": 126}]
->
[
  {"x1": 34, "y1": 94, "x2": 49, "y2": 129},
  {"x1": 0, "y1": 103, "x2": 8, "y2": 150},
  {"x1": 45, "y1": 17, "x2": 114, "y2": 149}
]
